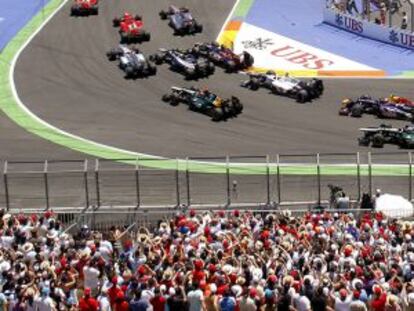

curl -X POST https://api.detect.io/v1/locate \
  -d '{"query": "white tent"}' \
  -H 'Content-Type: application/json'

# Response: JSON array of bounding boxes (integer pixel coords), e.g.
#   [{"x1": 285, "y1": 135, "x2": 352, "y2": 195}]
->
[{"x1": 375, "y1": 194, "x2": 414, "y2": 219}]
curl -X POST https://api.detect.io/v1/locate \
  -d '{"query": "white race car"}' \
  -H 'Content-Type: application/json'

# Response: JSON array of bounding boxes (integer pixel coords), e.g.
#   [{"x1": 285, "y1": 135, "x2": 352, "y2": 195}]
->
[
  {"x1": 106, "y1": 45, "x2": 156, "y2": 79},
  {"x1": 241, "y1": 71, "x2": 324, "y2": 103}
]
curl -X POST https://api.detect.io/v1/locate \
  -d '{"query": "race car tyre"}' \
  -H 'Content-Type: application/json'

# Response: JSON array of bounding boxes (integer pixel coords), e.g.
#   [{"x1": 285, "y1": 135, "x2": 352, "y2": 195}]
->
[
  {"x1": 135, "y1": 15, "x2": 142, "y2": 21},
  {"x1": 207, "y1": 62, "x2": 215, "y2": 74},
  {"x1": 296, "y1": 90, "x2": 308, "y2": 103},
  {"x1": 147, "y1": 63, "x2": 157, "y2": 75},
  {"x1": 242, "y1": 52, "x2": 254, "y2": 68},
  {"x1": 195, "y1": 22, "x2": 203, "y2": 33},
  {"x1": 211, "y1": 108, "x2": 224, "y2": 121},
  {"x1": 70, "y1": 6, "x2": 77, "y2": 16},
  {"x1": 120, "y1": 33, "x2": 129, "y2": 44},
  {"x1": 106, "y1": 48, "x2": 122, "y2": 61},
  {"x1": 372, "y1": 134, "x2": 385, "y2": 148},
  {"x1": 358, "y1": 137, "x2": 370, "y2": 147},
  {"x1": 231, "y1": 97, "x2": 243, "y2": 114},
  {"x1": 142, "y1": 31, "x2": 151, "y2": 42},
  {"x1": 169, "y1": 95, "x2": 180, "y2": 106},
  {"x1": 266, "y1": 70, "x2": 276, "y2": 76},
  {"x1": 249, "y1": 78, "x2": 260, "y2": 90},
  {"x1": 92, "y1": 6, "x2": 98, "y2": 15},
  {"x1": 180, "y1": 7, "x2": 189, "y2": 13},
  {"x1": 211, "y1": 41, "x2": 220, "y2": 47},
  {"x1": 350, "y1": 105, "x2": 363, "y2": 118},
  {"x1": 185, "y1": 67, "x2": 197, "y2": 79},
  {"x1": 162, "y1": 94, "x2": 171, "y2": 103},
  {"x1": 159, "y1": 10, "x2": 168, "y2": 19},
  {"x1": 112, "y1": 17, "x2": 121, "y2": 27},
  {"x1": 150, "y1": 54, "x2": 164, "y2": 65},
  {"x1": 124, "y1": 66, "x2": 135, "y2": 79},
  {"x1": 225, "y1": 61, "x2": 237, "y2": 73}
]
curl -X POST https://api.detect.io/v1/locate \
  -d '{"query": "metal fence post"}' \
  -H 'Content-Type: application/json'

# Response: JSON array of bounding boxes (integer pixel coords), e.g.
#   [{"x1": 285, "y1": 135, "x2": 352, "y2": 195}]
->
[
  {"x1": 83, "y1": 159, "x2": 89, "y2": 209},
  {"x1": 44, "y1": 160, "x2": 50, "y2": 210},
  {"x1": 356, "y1": 152, "x2": 361, "y2": 201},
  {"x1": 368, "y1": 152, "x2": 372, "y2": 196},
  {"x1": 226, "y1": 156, "x2": 231, "y2": 206},
  {"x1": 186, "y1": 157, "x2": 190, "y2": 206},
  {"x1": 3, "y1": 161, "x2": 10, "y2": 211},
  {"x1": 135, "y1": 157, "x2": 140, "y2": 208},
  {"x1": 266, "y1": 155, "x2": 270, "y2": 205},
  {"x1": 95, "y1": 159, "x2": 101, "y2": 208},
  {"x1": 316, "y1": 154, "x2": 321, "y2": 205},
  {"x1": 176, "y1": 158, "x2": 180, "y2": 207},
  {"x1": 276, "y1": 154, "x2": 281, "y2": 204},
  {"x1": 409, "y1": 152, "x2": 412, "y2": 201}
]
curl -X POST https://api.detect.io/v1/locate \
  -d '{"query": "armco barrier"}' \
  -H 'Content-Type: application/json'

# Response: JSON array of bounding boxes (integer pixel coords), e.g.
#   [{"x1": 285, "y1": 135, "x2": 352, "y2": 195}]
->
[
  {"x1": 323, "y1": 8, "x2": 414, "y2": 50},
  {"x1": 1, "y1": 152, "x2": 414, "y2": 212}
]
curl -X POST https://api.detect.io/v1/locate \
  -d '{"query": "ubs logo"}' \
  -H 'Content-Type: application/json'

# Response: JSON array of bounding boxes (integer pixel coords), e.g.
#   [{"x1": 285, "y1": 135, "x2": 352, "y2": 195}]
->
[{"x1": 335, "y1": 14, "x2": 363, "y2": 33}]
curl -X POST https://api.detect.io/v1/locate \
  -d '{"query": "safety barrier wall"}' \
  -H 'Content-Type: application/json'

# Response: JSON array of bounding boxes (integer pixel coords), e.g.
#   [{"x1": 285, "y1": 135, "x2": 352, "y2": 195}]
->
[
  {"x1": 323, "y1": 4, "x2": 414, "y2": 50},
  {"x1": 1, "y1": 152, "x2": 413, "y2": 212}
]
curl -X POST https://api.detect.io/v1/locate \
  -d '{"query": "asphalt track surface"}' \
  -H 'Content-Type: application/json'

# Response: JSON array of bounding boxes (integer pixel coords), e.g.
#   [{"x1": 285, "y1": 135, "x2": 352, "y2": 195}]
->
[{"x1": 9, "y1": 0, "x2": 414, "y2": 160}]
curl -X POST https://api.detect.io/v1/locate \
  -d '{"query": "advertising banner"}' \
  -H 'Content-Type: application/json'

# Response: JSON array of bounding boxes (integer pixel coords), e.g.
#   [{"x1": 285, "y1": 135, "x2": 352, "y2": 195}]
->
[{"x1": 323, "y1": 8, "x2": 414, "y2": 50}]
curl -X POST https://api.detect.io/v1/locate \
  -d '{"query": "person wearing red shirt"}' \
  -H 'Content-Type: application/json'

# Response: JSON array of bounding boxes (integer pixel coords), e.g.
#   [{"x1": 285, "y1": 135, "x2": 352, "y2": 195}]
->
[
  {"x1": 108, "y1": 277, "x2": 123, "y2": 308},
  {"x1": 114, "y1": 291, "x2": 130, "y2": 311},
  {"x1": 371, "y1": 285, "x2": 387, "y2": 311},
  {"x1": 78, "y1": 288, "x2": 99, "y2": 311},
  {"x1": 151, "y1": 287, "x2": 167, "y2": 311}
]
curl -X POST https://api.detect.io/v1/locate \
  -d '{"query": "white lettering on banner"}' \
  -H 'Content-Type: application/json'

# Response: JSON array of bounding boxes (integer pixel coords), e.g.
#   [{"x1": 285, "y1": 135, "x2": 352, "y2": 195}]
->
[
  {"x1": 270, "y1": 45, "x2": 334, "y2": 70},
  {"x1": 324, "y1": 9, "x2": 414, "y2": 51},
  {"x1": 234, "y1": 22, "x2": 378, "y2": 72}
]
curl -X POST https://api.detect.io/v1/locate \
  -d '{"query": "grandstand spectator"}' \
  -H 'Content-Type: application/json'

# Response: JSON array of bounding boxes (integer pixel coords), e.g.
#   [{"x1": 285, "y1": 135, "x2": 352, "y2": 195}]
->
[
  {"x1": 380, "y1": 2, "x2": 387, "y2": 24},
  {"x1": 402, "y1": 11, "x2": 408, "y2": 29},
  {"x1": 347, "y1": 0, "x2": 359, "y2": 15}
]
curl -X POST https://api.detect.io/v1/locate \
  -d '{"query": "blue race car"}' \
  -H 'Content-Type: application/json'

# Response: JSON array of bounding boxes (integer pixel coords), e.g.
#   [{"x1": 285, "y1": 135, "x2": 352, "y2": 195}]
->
[
  {"x1": 159, "y1": 5, "x2": 203, "y2": 35},
  {"x1": 149, "y1": 49, "x2": 214, "y2": 79},
  {"x1": 339, "y1": 95, "x2": 414, "y2": 121}
]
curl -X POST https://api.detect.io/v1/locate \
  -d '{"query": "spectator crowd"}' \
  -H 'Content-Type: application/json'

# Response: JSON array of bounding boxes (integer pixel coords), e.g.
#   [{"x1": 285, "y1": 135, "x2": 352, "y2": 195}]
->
[{"x1": 2, "y1": 208, "x2": 414, "y2": 311}]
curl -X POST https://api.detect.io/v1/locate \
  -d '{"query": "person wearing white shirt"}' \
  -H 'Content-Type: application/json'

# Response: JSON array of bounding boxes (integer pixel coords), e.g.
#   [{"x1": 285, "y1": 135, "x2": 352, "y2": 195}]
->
[
  {"x1": 83, "y1": 263, "x2": 100, "y2": 293},
  {"x1": 98, "y1": 289, "x2": 112, "y2": 311}
]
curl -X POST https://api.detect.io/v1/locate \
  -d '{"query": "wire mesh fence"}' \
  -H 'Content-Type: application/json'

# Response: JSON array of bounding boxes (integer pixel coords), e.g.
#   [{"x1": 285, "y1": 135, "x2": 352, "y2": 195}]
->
[{"x1": 1, "y1": 152, "x2": 414, "y2": 212}]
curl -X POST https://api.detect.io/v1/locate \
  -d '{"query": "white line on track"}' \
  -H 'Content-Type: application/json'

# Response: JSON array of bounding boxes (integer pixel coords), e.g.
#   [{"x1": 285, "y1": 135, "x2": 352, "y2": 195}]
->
[{"x1": 215, "y1": 0, "x2": 241, "y2": 41}]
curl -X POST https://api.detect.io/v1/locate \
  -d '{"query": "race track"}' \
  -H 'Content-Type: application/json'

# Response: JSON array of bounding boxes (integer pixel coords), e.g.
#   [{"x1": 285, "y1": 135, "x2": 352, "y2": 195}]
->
[{"x1": 12, "y1": 0, "x2": 414, "y2": 159}]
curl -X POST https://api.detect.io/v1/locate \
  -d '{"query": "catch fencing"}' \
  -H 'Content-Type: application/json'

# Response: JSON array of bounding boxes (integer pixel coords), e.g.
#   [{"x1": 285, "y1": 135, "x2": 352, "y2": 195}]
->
[
  {"x1": 0, "y1": 152, "x2": 413, "y2": 212},
  {"x1": 326, "y1": 0, "x2": 414, "y2": 32}
]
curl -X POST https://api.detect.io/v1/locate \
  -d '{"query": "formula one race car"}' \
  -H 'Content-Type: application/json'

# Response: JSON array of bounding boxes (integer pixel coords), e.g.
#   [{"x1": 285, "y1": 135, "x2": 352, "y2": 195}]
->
[
  {"x1": 241, "y1": 71, "x2": 324, "y2": 103},
  {"x1": 358, "y1": 124, "x2": 414, "y2": 148},
  {"x1": 113, "y1": 12, "x2": 142, "y2": 27},
  {"x1": 192, "y1": 42, "x2": 254, "y2": 72},
  {"x1": 149, "y1": 49, "x2": 214, "y2": 79},
  {"x1": 159, "y1": 5, "x2": 203, "y2": 35},
  {"x1": 116, "y1": 16, "x2": 150, "y2": 44},
  {"x1": 71, "y1": 0, "x2": 98, "y2": 16},
  {"x1": 106, "y1": 45, "x2": 156, "y2": 78},
  {"x1": 339, "y1": 95, "x2": 414, "y2": 121},
  {"x1": 162, "y1": 86, "x2": 243, "y2": 121}
]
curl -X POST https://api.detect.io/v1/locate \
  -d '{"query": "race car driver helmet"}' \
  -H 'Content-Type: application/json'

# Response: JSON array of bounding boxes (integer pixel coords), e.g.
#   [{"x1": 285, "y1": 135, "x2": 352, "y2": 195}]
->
[
  {"x1": 390, "y1": 94, "x2": 400, "y2": 103},
  {"x1": 341, "y1": 98, "x2": 352, "y2": 107}
]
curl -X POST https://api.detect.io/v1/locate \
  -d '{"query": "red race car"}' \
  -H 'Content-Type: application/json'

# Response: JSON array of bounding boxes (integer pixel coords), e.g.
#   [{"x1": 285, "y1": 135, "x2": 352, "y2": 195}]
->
[
  {"x1": 113, "y1": 12, "x2": 142, "y2": 27},
  {"x1": 118, "y1": 17, "x2": 151, "y2": 44},
  {"x1": 387, "y1": 94, "x2": 414, "y2": 107},
  {"x1": 71, "y1": 0, "x2": 98, "y2": 16}
]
